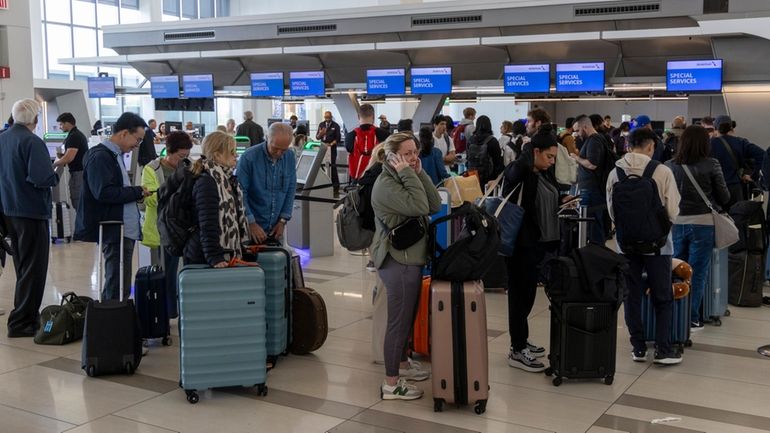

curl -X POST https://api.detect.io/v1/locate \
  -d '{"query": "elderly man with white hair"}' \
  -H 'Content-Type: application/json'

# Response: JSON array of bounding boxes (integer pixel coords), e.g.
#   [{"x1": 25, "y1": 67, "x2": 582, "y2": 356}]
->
[
  {"x1": 237, "y1": 122, "x2": 296, "y2": 244},
  {"x1": 0, "y1": 99, "x2": 59, "y2": 337}
]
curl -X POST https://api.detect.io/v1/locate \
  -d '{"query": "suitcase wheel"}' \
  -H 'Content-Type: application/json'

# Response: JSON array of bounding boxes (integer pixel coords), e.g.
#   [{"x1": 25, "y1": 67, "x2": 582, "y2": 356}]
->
[
  {"x1": 552, "y1": 376, "x2": 563, "y2": 387},
  {"x1": 186, "y1": 390, "x2": 199, "y2": 404},
  {"x1": 713, "y1": 318, "x2": 722, "y2": 327},
  {"x1": 474, "y1": 400, "x2": 487, "y2": 415},
  {"x1": 604, "y1": 375, "x2": 614, "y2": 386},
  {"x1": 544, "y1": 367, "x2": 553, "y2": 377},
  {"x1": 433, "y1": 398, "x2": 444, "y2": 413},
  {"x1": 724, "y1": 309, "x2": 731, "y2": 317},
  {"x1": 684, "y1": 339, "x2": 692, "y2": 348},
  {"x1": 86, "y1": 365, "x2": 96, "y2": 377},
  {"x1": 162, "y1": 336, "x2": 172, "y2": 346},
  {"x1": 125, "y1": 362, "x2": 135, "y2": 375},
  {"x1": 256, "y1": 384, "x2": 268, "y2": 396}
]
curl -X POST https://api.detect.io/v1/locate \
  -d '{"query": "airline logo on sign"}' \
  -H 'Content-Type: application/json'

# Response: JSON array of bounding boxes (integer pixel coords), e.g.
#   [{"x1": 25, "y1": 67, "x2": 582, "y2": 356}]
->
[
  {"x1": 0, "y1": 67, "x2": 9, "y2": 79},
  {"x1": 0, "y1": 0, "x2": 7, "y2": 10}
]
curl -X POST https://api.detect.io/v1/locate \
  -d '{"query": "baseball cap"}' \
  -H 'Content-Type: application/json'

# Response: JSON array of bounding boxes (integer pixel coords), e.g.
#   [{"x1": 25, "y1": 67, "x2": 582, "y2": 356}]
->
[{"x1": 633, "y1": 115, "x2": 651, "y2": 129}]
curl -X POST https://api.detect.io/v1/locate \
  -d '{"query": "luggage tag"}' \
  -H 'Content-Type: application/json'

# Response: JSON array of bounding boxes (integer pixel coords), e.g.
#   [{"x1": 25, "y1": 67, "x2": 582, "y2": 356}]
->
[{"x1": 44, "y1": 319, "x2": 54, "y2": 333}]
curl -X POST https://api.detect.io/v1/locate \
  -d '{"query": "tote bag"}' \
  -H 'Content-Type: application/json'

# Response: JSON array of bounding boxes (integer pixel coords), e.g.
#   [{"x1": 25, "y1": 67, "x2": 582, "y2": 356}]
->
[
  {"x1": 682, "y1": 165, "x2": 739, "y2": 249},
  {"x1": 479, "y1": 174, "x2": 525, "y2": 257}
]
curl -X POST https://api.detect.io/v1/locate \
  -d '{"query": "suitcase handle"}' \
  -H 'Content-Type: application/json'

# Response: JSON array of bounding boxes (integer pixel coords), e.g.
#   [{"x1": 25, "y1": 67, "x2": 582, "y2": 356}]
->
[
  {"x1": 97, "y1": 221, "x2": 124, "y2": 302},
  {"x1": 227, "y1": 257, "x2": 260, "y2": 268}
]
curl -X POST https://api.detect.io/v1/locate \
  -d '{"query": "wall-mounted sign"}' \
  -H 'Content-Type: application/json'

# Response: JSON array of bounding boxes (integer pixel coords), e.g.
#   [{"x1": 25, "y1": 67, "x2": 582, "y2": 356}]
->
[{"x1": 0, "y1": 66, "x2": 10, "y2": 79}]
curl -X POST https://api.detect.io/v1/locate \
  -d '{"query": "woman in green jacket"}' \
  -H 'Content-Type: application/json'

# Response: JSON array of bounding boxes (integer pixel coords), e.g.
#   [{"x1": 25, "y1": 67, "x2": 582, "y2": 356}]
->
[
  {"x1": 371, "y1": 132, "x2": 441, "y2": 401},
  {"x1": 141, "y1": 131, "x2": 192, "y2": 318}
]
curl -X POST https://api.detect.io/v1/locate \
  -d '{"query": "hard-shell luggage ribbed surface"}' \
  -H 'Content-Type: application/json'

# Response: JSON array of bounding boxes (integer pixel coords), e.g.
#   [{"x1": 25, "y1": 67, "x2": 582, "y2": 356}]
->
[
  {"x1": 430, "y1": 280, "x2": 489, "y2": 415},
  {"x1": 178, "y1": 266, "x2": 267, "y2": 403},
  {"x1": 257, "y1": 247, "x2": 292, "y2": 359},
  {"x1": 135, "y1": 265, "x2": 171, "y2": 344},
  {"x1": 641, "y1": 292, "x2": 692, "y2": 351},
  {"x1": 50, "y1": 202, "x2": 74, "y2": 242},
  {"x1": 704, "y1": 248, "x2": 729, "y2": 324},
  {"x1": 546, "y1": 302, "x2": 616, "y2": 386}
]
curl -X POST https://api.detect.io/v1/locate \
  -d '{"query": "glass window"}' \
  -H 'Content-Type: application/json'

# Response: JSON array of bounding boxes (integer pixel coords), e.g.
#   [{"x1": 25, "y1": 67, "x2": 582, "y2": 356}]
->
[
  {"x1": 46, "y1": 24, "x2": 73, "y2": 80},
  {"x1": 73, "y1": 27, "x2": 98, "y2": 58},
  {"x1": 122, "y1": 68, "x2": 145, "y2": 89},
  {"x1": 162, "y1": 0, "x2": 179, "y2": 15},
  {"x1": 98, "y1": 30, "x2": 118, "y2": 56},
  {"x1": 72, "y1": 0, "x2": 97, "y2": 27},
  {"x1": 99, "y1": 98, "x2": 123, "y2": 123},
  {"x1": 98, "y1": 0, "x2": 118, "y2": 5},
  {"x1": 182, "y1": 0, "x2": 197, "y2": 19},
  {"x1": 46, "y1": 0, "x2": 72, "y2": 24},
  {"x1": 120, "y1": 7, "x2": 143, "y2": 24},
  {"x1": 75, "y1": 65, "x2": 98, "y2": 82},
  {"x1": 216, "y1": 0, "x2": 229, "y2": 17},
  {"x1": 99, "y1": 67, "x2": 122, "y2": 86},
  {"x1": 121, "y1": 0, "x2": 139, "y2": 9},
  {"x1": 200, "y1": 0, "x2": 214, "y2": 18},
  {"x1": 97, "y1": 2, "x2": 120, "y2": 26}
]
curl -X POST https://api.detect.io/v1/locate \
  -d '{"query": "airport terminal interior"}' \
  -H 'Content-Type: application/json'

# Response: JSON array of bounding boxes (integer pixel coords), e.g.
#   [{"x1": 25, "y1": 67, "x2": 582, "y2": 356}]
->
[{"x1": 2, "y1": 0, "x2": 770, "y2": 432}]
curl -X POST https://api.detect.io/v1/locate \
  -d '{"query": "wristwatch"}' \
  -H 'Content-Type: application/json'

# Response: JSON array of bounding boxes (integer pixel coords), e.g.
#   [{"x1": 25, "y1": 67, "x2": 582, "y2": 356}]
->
[{"x1": 278, "y1": 218, "x2": 288, "y2": 225}]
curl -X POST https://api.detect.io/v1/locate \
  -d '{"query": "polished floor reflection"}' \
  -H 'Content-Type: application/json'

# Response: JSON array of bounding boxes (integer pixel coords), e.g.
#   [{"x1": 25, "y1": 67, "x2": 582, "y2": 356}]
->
[{"x1": 0, "y1": 240, "x2": 769, "y2": 432}]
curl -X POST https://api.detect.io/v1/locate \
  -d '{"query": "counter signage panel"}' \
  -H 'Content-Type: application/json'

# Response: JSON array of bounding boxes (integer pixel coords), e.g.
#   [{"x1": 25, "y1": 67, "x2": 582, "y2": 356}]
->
[
  {"x1": 250, "y1": 72, "x2": 284, "y2": 97},
  {"x1": 87, "y1": 77, "x2": 116, "y2": 98},
  {"x1": 367, "y1": 69, "x2": 405, "y2": 95},
  {"x1": 666, "y1": 59, "x2": 722, "y2": 92},
  {"x1": 150, "y1": 75, "x2": 180, "y2": 98},
  {"x1": 504, "y1": 64, "x2": 550, "y2": 93},
  {"x1": 182, "y1": 74, "x2": 214, "y2": 98},
  {"x1": 289, "y1": 71, "x2": 325, "y2": 96},
  {"x1": 555, "y1": 62, "x2": 605, "y2": 92},
  {"x1": 410, "y1": 67, "x2": 452, "y2": 94}
]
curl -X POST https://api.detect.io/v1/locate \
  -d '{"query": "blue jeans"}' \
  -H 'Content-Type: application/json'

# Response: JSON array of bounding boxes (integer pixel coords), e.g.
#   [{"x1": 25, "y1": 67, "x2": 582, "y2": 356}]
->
[
  {"x1": 624, "y1": 254, "x2": 673, "y2": 354},
  {"x1": 579, "y1": 188, "x2": 607, "y2": 246},
  {"x1": 673, "y1": 224, "x2": 715, "y2": 323}
]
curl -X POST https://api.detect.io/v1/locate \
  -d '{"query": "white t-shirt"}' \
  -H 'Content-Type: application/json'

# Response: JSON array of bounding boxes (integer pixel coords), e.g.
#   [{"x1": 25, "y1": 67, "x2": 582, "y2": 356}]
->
[{"x1": 433, "y1": 133, "x2": 453, "y2": 156}]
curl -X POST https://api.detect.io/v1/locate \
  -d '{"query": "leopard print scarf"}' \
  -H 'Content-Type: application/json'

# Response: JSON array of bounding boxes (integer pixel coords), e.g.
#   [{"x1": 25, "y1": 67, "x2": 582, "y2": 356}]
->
[{"x1": 202, "y1": 159, "x2": 249, "y2": 259}]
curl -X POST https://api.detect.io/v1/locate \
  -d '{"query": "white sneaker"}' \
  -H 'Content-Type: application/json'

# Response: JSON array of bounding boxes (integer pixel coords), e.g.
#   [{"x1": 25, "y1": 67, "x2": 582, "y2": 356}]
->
[
  {"x1": 366, "y1": 261, "x2": 377, "y2": 272},
  {"x1": 142, "y1": 339, "x2": 149, "y2": 356},
  {"x1": 507, "y1": 348, "x2": 547, "y2": 373},
  {"x1": 381, "y1": 378, "x2": 423, "y2": 400},
  {"x1": 526, "y1": 341, "x2": 546, "y2": 358},
  {"x1": 399, "y1": 359, "x2": 430, "y2": 382}
]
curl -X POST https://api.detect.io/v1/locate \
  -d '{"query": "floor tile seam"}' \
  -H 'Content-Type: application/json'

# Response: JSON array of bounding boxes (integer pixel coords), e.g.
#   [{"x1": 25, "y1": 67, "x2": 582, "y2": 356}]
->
[
  {"x1": 589, "y1": 359, "x2": 653, "y2": 429},
  {"x1": 484, "y1": 378, "x2": 626, "y2": 405},
  {"x1": 289, "y1": 355, "x2": 385, "y2": 376},
  {"x1": 593, "y1": 413, "x2": 706, "y2": 433},
  {"x1": 0, "y1": 341, "x2": 80, "y2": 358},
  {"x1": 110, "y1": 412, "x2": 183, "y2": 432},
  {"x1": 352, "y1": 408, "x2": 484, "y2": 433},
  {"x1": 638, "y1": 366, "x2": 770, "y2": 390},
  {"x1": 35, "y1": 358, "x2": 172, "y2": 396},
  {"x1": 686, "y1": 345, "x2": 766, "y2": 360},
  {"x1": 0, "y1": 401, "x2": 78, "y2": 428}
]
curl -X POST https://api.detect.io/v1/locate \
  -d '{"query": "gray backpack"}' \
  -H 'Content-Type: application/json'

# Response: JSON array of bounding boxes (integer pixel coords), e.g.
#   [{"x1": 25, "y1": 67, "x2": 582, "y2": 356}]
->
[{"x1": 335, "y1": 188, "x2": 375, "y2": 251}]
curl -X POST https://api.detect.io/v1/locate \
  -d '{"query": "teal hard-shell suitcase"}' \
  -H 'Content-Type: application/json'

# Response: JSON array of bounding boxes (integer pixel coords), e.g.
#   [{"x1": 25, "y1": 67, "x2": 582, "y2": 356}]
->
[
  {"x1": 178, "y1": 265, "x2": 267, "y2": 404},
  {"x1": 252, "y1": 247, "x2": 292, "y2": 363}
]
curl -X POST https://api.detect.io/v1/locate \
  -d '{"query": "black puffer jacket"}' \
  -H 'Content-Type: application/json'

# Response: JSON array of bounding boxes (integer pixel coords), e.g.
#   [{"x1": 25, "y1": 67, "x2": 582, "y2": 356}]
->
[
  {"x1": 357, "y1": 162, "x2": 383, "y2": 231},
  {"x1": 183, "y1": 173, "x2": 227, "y2": 266},
  {"x1": 666, "y1": 157, "x2": 731, "y2": 215}
]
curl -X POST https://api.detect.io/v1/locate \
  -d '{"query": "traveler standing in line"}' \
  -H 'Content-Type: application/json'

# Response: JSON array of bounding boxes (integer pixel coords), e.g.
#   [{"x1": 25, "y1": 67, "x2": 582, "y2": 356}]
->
[
  {"x1": 0, "y1": 99, "x2": 59, "y2": 337},
  {"x1": 225, "y1": 118, "x2": 237, "y2": 136},
  {"x1": 75, "y1": 112, "x2": 153, "y2": 301},
  {"x1": 359, "y1": 144, "x2": 386, "y2": 273},
  {"x1": 418, "y1": 126, "x2": 450, "y2": 186},
  {"x1": 665, "y1": 125, "x2": 730, "y2": 330},
  {"x1": 611, "y1": 121, "x2": 631, "y2": 156},
  {"x1": 431, "y1": 115, "x2": 455, "y2": 165},
  {"x1": 558, "y1": 117, "x2": 578, "y2": 156},
  {"x1": 502, "y1": 126, "x2": 566, "y2": 371},
  {"x1": 236, "y1": 111, "x2": 265, "y2": 146},
  {"x1": 141, "y1": 131, "x2": 193, "y2": 318},
  {"x1": 371, "y1": 132, "x2": 441, "y2": 400},
  {"x1": 444, "y1": 115, "x2": 456, "y2": 139},
  {"x1": 157, "y1": 122, "x2": 167, "y2": 141},
  {"x1": 510, "y1": 120, "x2": 529, "y2": 159},
  {"x1": 606, "y1": 127, "x2": 682, "y2": 365},
  {"x1": 292, "y1": 124, "x2": 308, "y2": 164},
  {"x1": 526, "y1": 108, "x2": 551, "y2": 137},
  {"x1": 499, "y1": 120, "x2": 516, "y2": 166},
  {"x1": 289, "y1": 115, "x2": 299, "y2": 132},
  {"x1": 700, "y1": 116, "x2": 718, "y2": 139},
  {"x1": 316, "y1": 111, "x2": 342, "y2": 195},
  {"x1": 571, "y1": 114, "x2": 611, "y2": 245},
  {"x1": 345, "y1": 104, "x2": 390, "y2": 184},
  {"x1": 452, "y1": 107, "x2": 476, "y2": 155},
  {"x1": 238, "y1": 122, "x2": 296, "y2": 244},
  {"x1": 466, "y1": 115, "x2": 504, "y2": 187},
  {"x1": 396, "y1": 119, "x2": 413, "y2": 133},
  {"x1": 709, "y1": 115, "x2": 764, "y2": 207},
  {"x1": 184, "y1": 132, "x2": 250, "y2": 267},
  {"x1": 53, "y1": 112, "x2": 88, "y2": 211},
  {"x1": 138, "y1": 118, "x2": 160, "y2": 167},
  {"x1": 378, "y1": 114, "x2": 391, "y2": 131}
]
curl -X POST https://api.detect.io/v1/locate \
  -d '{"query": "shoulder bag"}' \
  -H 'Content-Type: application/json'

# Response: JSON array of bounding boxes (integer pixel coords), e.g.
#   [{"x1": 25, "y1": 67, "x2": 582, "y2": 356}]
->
[{"x1": 682, "y1": 164, "x2": 739, "y2": 249}]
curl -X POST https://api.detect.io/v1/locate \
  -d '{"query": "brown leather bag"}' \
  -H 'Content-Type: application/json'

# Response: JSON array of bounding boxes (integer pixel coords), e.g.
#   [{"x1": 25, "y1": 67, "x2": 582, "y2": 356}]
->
[{"x1": 289, "y1": 287, "x2": 328, "y2": 355}]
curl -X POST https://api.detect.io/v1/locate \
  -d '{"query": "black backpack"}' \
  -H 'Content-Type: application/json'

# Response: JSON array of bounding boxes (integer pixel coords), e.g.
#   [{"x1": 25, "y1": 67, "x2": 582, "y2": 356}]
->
[
  {"x1": 611, "y1": 161, "x2": 672, "y2": 254},
  {"x1": 466, "y1": 135, "x2": 494, "y2": 183},
  {"x1": 429, "y1": 202, "x2": 500, "y2": 281},
  {"x1": 157, "y1": 159, "x2": 198, "y2": 257}
]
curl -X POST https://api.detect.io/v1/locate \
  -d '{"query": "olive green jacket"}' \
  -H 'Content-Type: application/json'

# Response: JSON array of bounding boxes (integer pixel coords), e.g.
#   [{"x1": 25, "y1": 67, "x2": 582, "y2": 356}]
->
[{"x1": 370, "y1": 163, "x2": 441, "y2": 268}]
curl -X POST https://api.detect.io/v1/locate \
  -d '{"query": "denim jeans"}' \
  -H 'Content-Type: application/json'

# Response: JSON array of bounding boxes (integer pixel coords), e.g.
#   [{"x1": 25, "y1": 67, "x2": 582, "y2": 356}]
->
[
  {"x1": 673, "y1": 224, "x2": 715, "y2": 323},
  {"x1": 579, "y1": 188, "x2": 607, "y2": 246}
]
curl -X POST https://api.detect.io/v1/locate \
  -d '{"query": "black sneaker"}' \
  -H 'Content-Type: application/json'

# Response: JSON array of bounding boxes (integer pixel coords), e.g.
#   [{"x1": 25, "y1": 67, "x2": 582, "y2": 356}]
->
[
  {"x1": 631, "y1": 349, "x2": 647, "y2": 362},
  {"x1": 526, "y1": 341, "x2": 546, "y2": 358},
  {"x1": 654, "y1": 350, "x2": 682, "y2": 366},
  {"x1": 690, "y1": 321, "x2": 705, "y2": 332}
]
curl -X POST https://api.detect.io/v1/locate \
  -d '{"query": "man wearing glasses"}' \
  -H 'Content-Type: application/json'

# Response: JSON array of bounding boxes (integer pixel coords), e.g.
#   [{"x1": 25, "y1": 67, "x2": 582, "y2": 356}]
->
[{"x1": 75, "y1": 112, "x2": 152, "y2": 301}]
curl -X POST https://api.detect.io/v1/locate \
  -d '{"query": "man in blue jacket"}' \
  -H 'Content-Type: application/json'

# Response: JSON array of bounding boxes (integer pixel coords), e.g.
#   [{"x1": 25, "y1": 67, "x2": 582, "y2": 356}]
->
[
  {"x1": 75, "y1": 112, "x2": 152, "y2": 301},
  {"x1": 0, "y1": 99, "x2": 59, "y2": 337},
  {"x1": 710, "y1": 115, "x2": 764, "y2": 208},
  {"x1": 238, "y1": 122, "x2": 296, "y2": 244}
]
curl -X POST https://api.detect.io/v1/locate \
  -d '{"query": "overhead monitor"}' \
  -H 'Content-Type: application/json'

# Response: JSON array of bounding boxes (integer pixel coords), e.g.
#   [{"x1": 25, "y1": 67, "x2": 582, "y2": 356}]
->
[
  {"x1": 504, "y1": 64, "x2": 550, "y2": 94},
  {"x1": 410, "y1": 67, "x2": 452, "y2": 94},
  {"x1": 182, "y1": 74, "x2": 214, "y2": 98},
  {"x1": 555, "y1": 62, "x2": 605, "y2": 92},
  {"x1": 289, "y1": 71, "x2": 325, "y2": 97},
  {"x1": 150, "y1": 75, "x2": 180, "y2": 98},
  {"x1": 296, "y1": 150, "x2": 319, "y2": 184},
  {"x1": 666, "y1": 59, "x2": 723, "y2": 92},
  {"x1": 250, "y1": 72, "x2": 284, "y2": 97},
  {"x1": 367, "y1": 69, "x2": 406, "y2": 95},
  {"x1": 87, "y1": 76, "x2": 116, "y2": 98}
]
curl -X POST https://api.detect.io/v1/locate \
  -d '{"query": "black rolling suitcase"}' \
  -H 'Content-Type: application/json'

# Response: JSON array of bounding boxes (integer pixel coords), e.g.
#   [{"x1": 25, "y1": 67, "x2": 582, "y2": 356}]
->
[
  {"x1": 134, "y1": 264, "x2": 172, "y2": 346},
  {"x1": 82, "y1": 221, "x2": 142, "y2": 377}
]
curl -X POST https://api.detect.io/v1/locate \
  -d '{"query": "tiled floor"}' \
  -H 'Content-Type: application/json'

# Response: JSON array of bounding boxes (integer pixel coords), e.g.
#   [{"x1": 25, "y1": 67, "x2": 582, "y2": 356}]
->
[{"x1": 1, "y1": 240, "x2": 770, "y2": 433}]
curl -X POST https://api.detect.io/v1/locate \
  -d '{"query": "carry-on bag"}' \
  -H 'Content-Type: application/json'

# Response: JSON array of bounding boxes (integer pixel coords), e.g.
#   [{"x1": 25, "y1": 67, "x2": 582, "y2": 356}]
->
[
  {"x1": 411, "y1": 276, "x2": 431, "y2": 357},
  {"x1": 728, "y1": 250, "x2": 765, "y2": 307},
  {"x1": 35, "y1": 292, "x2": 92, "y2": 345},
  {"x1": 545, "y1": 302, "x2": 617, "y2": 386},
  {"x1": 641, "y1": 259, "x2": 693, "y2": 351},
  {"x1": 50, "y1": 201, "x2": 75, "y2": 243},
  {"x1": 82, "y1": 221, "x2": 143, "y2": 377},
  {"x1": 704, "y1": 248, "x2": 730, "y2": 325},
  {"x1": 134, "y1": 264, "x2": 171, "y2": 345},
  {"x1": 430, "y1": 280, "x2": 489, "y2": 415},
  {"x1": 178, "y1": 263, "x2": 268, "y2": 404},
  {"x1": 289, "y1": 286, "x2": 328, "y2": 355}
]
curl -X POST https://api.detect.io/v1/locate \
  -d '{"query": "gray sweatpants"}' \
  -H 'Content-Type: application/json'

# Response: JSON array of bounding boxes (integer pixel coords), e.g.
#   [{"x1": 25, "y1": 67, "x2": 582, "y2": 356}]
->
[{"x1": 378, "y1": 255, "x2": 423, "y2": 377}]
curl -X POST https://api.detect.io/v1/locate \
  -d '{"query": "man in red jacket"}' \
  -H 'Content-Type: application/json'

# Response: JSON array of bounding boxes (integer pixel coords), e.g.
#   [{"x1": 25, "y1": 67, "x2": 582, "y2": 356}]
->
[{"x1": 345, "y1": 104, "x2": 390, "y2": 184}]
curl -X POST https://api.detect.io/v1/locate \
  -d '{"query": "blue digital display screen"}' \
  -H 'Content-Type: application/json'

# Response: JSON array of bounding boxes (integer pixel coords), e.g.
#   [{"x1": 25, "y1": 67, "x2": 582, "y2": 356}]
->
[
  {"x1": 555, "y1": 63, "x2": 605, "y2": 92},
  {"x1": 87, "y1": 77, "x2": 115, "y2": 98},
  {"x1": 666, "y1": 59, "x2": 723, "y2": 92},
  {"x1": 289, "y1": 71, "x2": 325, "y2": 96},
  {"x1": 410, "y1": 67, "x2": 452, "y2": 94},
  {"x1": 250, "y1": 72, "x2": 284, "y2": 97},
  {"x1": 367, "y1": 69, "x2": 406, "y2": 95},
  {"x1": 503, "y1": 64, "x2": 550, "y2": 93},
  {"x1": 182, "y1": 74, "x2": 214, "y2": 98},
  {"x1": 150, "y1": 75, "x2": 180, "y2": 98}
]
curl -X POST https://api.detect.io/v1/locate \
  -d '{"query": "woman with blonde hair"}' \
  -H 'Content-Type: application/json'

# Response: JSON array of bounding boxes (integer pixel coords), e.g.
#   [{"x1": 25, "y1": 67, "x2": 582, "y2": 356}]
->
[{"x1": 183, "y1": 131, "x2": 250, "y2": 267}]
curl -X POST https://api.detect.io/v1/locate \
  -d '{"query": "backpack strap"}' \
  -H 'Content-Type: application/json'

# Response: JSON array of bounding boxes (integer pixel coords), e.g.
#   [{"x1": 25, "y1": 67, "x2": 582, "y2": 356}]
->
[
  {"x1": 615, "y1": 166, "x2": 627, "y2": 182},
  {"x1": 642, "y1": 160, "x2": 660, "y2": 179}
]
